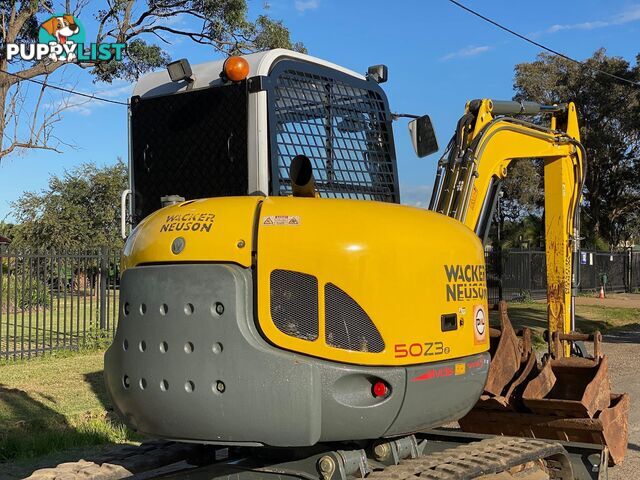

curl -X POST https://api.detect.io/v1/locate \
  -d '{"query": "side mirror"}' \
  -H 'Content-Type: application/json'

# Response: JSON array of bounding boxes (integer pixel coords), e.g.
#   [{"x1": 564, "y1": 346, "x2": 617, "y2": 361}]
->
[
  {"x1": 408, "y1": 115, "x2": 438, "y2": 158},
  {"x1": 367, "y1": 64, "x2": 388, "y2": 84}
]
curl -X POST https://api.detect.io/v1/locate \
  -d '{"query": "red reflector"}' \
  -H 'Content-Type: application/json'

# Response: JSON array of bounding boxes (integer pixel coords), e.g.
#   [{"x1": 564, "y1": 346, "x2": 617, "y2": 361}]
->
[{"x1": 372, "y1": 381, "x2": 389, "y2": 398}]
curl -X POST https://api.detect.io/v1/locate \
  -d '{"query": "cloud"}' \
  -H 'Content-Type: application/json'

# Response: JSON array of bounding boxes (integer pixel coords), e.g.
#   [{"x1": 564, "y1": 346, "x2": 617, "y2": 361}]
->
[
  {"x1": 158, "y1": 13, "x2": 187, "y2": 27},
  {"x1": 441, "y1": 45, "x2": 492, "y2": 61},
  {"x1": 44, "y1": 80, "x2": 133, "y2": 116},
  {"x1": 95, "y1": 83, "x2": 134, "y2": 99},
  {"x1": 71, "y1": 82, "x2": 132, "y2": 115},
  {"x1": 400, "y1": 184, "x2": 433, "y2": 209},
  {"x1": 543, "y1": 4, "x2": 640, "y2": 34},
  {"x1": 294, "y1": 0, "x2": 320, "y2": 12}
]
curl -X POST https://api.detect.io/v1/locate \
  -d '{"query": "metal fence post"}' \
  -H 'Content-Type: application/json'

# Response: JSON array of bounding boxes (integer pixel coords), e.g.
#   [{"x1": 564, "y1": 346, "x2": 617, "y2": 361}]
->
[
  {"x1": 626, "y1": 247, "x2": 632, "y2": 293},
  {"x1": 99, "y1": 247, "x2": 107, "y2": 330},
  {"x1": 527, "y1": 250, "x2": 533, "y2": 293},
  {"x1": 497, "y1": 246, "x2": 503, "y2": 302}
]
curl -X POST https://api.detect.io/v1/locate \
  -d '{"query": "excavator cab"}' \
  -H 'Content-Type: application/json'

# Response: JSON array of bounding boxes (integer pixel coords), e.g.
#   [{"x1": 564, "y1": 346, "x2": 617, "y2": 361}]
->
[
  {"x1": 124, "y1": 50, "x2": 404, "y2": 227},
  {"x1": 109, "y1": 49, "x2": 490, "y2": 447}
]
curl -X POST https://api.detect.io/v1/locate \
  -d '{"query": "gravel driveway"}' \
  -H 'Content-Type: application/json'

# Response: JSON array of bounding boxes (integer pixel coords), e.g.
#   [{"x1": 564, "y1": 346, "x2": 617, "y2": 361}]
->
[{"x1": 603, "y1": 327, "x2": 640, "y2": 479}]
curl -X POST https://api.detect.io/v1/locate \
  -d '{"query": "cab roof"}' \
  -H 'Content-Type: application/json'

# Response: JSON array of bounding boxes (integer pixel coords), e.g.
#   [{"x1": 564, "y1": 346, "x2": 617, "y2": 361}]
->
[{"x1": 133, "y1": 48, "x2": 366, "y2": 99}]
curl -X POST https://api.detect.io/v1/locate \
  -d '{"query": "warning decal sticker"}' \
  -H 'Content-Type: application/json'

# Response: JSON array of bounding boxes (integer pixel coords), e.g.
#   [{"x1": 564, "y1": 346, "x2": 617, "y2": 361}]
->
[{"x1": 262, "y1": 215, "x2": 301, "y2": 226}]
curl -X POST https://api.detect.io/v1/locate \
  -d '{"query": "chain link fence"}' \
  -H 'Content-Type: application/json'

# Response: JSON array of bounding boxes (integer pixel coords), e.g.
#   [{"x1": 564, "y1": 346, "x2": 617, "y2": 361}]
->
[{"x1": 0, "y1": 248, "x2": 120, "y2": 360}]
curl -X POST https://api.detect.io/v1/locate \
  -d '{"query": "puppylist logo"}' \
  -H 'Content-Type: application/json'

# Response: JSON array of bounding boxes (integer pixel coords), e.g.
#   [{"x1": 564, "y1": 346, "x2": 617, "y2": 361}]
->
[{"x1": 6, "y1": 14, "x2": 125, "y2": 63}]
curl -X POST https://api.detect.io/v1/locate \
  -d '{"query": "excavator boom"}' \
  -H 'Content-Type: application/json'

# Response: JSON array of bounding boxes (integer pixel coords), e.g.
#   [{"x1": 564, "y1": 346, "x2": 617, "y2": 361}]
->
[
  {"x1": 430, "y1": 99, "x2": 585, "y2": 356},
  {"x1": 447, "y1": 100, "x2": 628, "y2": 465}
]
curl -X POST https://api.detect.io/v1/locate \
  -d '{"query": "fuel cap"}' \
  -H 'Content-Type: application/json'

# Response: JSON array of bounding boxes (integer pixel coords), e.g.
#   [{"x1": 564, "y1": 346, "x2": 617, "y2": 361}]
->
[{"x1": 171, "y1": 237, "x2": 185, "y2": 254}]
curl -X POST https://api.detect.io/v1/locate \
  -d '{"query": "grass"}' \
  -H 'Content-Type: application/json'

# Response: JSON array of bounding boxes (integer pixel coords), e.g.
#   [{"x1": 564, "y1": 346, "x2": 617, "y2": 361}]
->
[
  {"x1": 0, "y1": 349, "x2": 140, "y2": 469},
  {"x1": 490, "y1": 301, "x2": 640, "y2": 347},
  {"x1": 0, "y1": 292, "x2": 119, "y2": 359}
]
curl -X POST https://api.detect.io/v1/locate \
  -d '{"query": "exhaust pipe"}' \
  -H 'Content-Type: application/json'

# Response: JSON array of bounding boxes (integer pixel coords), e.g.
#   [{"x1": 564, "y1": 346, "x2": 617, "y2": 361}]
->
[{"x1": 290, "y1": 155, "x2": 316, "y2": 198}]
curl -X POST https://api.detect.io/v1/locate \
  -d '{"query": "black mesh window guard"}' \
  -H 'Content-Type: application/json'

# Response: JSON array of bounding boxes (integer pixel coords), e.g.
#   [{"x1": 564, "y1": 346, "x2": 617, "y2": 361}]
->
[
  {"x1": 268, "y1": 61, "x2": 399, "y2": 203},
  {"x1": 130, "y1": 82, "x2": 249, "y2": 222}
]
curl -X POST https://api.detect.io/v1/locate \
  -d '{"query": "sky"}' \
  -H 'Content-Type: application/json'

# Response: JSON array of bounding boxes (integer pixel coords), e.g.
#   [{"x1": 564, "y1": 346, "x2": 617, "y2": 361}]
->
[{"x1": 1, "y1": 0, "x2": 639, "y2": 220}]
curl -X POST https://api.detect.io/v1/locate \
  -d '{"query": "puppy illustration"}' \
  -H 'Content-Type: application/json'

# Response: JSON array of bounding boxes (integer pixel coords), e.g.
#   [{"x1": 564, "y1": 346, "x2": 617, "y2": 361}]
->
[
  {"x1": 41, "y1": 15, "x2": 80, "y2": 61},
  {"x1": 41, "y1": 15, "x2": 79, "y2": 43}
]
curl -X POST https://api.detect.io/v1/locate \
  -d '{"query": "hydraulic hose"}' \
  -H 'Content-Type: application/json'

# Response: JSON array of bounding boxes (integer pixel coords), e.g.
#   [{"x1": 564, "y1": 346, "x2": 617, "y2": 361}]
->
[{"x1": 568, "y1": 139, "x2": 588, "y2": 293}]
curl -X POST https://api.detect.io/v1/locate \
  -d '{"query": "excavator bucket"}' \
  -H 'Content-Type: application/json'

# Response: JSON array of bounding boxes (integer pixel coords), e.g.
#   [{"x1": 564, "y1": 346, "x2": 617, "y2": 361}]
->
[
  {"x1": 472, "y1": 302, "x2": 538, "y2": 411},
  {"x1": 459, "y1": 303, "x2": 630, "y2": 465},
  {"x1": 522, "y1": 355, "x2": 611, "y2": 418},
  {"x1": 483, "y1": 302, "x2": 522, "y2": 397},
  {"x1": 459, "y1": 393, "x2": 630, "y2": 465}
]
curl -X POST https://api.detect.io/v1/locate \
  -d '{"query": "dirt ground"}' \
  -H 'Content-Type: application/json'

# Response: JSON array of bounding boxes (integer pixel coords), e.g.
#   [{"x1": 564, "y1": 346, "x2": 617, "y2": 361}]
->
[
  {"x1": 500, "y1": 294, "x2": 639, "y2": 478},
  {"x1": 602, "y1": 326, "x2": 640, "y2": 479},
  {"x1": 530, "y1": 294, "x2": 639, "y2": 478},
  {"x1": 575, "y1": 292, "x2": 640, "y2": 309}
]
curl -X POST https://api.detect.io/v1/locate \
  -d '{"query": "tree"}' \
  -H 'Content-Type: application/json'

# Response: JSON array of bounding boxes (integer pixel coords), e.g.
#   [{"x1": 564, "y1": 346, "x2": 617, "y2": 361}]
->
[
  {"x1": 10, "y1": 160, "x2": 128, "y2": 251},
  {"x1": 0, "y1": 221, "x2": 16, "y2": 240},
  {"x1": 0, "y1": 0, "x2": 304, "y2": 159},
  {"x1": 499, "y1": 214, "x2": 544, "y2": 250},
  {"x1": 491, "y1": 159, "x2": 544, "y2": 249},
  {"x1": 512, "y1": 49, "x2": 640, "y2": 248},
  {"x1": 500, "y1": 159, "x2": 543, "y2": 222}
]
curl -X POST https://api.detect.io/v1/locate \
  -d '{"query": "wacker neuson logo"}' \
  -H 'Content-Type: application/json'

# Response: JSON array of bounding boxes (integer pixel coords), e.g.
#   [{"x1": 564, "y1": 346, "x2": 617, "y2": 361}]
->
[{"x1": 6, "y1": 13, "x2": 125, "y2": 63}]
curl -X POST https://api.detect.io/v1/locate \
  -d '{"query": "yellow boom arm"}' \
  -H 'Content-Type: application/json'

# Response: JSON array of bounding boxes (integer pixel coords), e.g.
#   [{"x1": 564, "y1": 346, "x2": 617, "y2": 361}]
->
[{"x1": 430, "y1": 99, "x2": 585, "y2": 356}]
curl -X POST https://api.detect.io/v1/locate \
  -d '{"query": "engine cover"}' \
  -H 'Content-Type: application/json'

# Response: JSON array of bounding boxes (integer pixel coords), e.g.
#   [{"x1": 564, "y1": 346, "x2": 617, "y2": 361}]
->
[{"x1": 104, "y1": 263, "x2": 489, "y2": 446}]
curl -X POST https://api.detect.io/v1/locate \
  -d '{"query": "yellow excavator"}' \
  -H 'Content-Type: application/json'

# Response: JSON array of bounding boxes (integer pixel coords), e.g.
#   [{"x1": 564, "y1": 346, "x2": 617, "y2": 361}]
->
[{"x1": 103, "y1": 49, "x2": 627, "y2": 479}]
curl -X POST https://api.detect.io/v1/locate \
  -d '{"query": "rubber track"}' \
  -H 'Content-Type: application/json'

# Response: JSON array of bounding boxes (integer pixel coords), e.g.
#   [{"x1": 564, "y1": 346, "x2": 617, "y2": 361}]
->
[
  {"x1": 25, "y1": 440, "x2": 208, "y2": 480},
  {"x1": 25, "y1": 437, "x2": 571, "y2": 480},
  {"x1": 368, "y1": 437, "x2": 570, "y2": 480}
]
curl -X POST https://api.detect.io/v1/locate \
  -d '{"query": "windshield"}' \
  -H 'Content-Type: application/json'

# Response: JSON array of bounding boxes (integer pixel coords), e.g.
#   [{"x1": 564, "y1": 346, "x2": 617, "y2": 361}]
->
[
  {"x1": 130, "y1": 82, "x2": 248, "y2": 222},
  {"x1": 268, "y1": 61, "x2": 399, "y2": 202}
]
